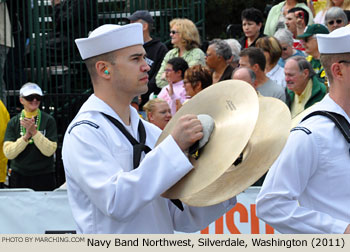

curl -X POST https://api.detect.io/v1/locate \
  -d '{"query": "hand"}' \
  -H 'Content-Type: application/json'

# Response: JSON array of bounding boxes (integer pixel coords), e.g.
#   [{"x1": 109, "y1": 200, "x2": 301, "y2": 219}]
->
[
  {"x1": 22, "y1": 132, "x2": 32, "y2": 142},
  {"x1": 166, "y1": 81, "x2": 174, "y2": 97},
  {"x1": 295, "y1": 11, "x2": 306, "y2": 28},
  {"x1": 345, "y1": 224, "x2": 350, "y2": 234},
  {"x1": 20, "y1": 117, "x2": 37, "y2": 137},
  {"x1": 171, "y1": 114, "x2": 203, "y2": 152},
  {"x1": 175, "y1": 99, "x2": 182, "y2": 111}
]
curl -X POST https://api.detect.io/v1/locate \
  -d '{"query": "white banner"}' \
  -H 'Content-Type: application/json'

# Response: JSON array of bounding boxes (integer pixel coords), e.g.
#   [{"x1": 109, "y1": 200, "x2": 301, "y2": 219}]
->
[
  {"x1": 0, "y1": 188, "x2": 77, "y2": 234},
  {"x1": 0, "y1": 187, "x2": 274, "y2": 234}
]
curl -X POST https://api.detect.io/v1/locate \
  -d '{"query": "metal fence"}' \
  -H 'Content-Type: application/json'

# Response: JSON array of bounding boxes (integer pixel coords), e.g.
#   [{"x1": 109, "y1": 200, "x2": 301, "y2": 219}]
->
[{"x1": 1, "y1": 0, "x2": 206, "y2": 186}]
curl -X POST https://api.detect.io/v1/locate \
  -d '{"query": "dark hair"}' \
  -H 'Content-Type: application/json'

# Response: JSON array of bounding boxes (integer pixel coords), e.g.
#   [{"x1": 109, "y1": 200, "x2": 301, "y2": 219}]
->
[
  {"x1": 241, "y1": 8, "x2": 264, "y2": 25},
  {"x1": 344, "y1": 10, "x2": 350, "y2": 23},
  {"x1": 167, "y1": 57, "x2": 189, "y2": 78},
  {"x1": 288, "y1": 7, "x2": 309, "y2": 25},
  {"x1": 184, "y1": 65, "x2": 213, "y2": 90},
  {"x1": 239, "y1": 47, "x2": 266, "y2": 71}
]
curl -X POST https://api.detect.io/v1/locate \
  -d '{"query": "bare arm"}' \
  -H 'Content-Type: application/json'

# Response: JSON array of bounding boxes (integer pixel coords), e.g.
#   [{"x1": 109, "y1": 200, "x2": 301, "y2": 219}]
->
[{"x1": 345, "y1": 224, "x2": 350, "y2": 234}]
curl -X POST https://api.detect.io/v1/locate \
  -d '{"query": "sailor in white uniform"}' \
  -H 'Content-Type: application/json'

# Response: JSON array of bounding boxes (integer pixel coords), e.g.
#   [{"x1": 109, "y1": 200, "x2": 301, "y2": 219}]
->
[
  {"x1": 256, "y1": 26, "x2": 350, "y2": 234},
  {"x1": 62, "y1": 23, "x2": 236, "y2": 234}
]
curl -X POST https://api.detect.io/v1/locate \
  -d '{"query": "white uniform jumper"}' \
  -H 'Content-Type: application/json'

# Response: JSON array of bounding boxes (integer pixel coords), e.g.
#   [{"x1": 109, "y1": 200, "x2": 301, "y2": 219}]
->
[
  {"x1": 62, "y1": 94, "x2": 236, "y2": 233},
  {"x1": 256, "y1": 94, "x2": 350, "y2": 233}
]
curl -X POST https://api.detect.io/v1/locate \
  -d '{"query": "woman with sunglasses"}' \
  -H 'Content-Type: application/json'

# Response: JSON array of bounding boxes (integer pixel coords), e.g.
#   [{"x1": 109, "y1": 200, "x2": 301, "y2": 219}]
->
[
  {"x1": 314, "y1": 0, "x2": 350, "y2": 24},
  {"x1": 155, "y1": 18, "x2": 205, "y2": 89},
  {"x1": 3, "y1": 83, "x2": 58, "y2": 191},
  {"x1": 324, "y1": 6, "x2": 348, "y2": 31},
  {"x1": 274, "y1": 28, "x2": 305, "y2": 67}
]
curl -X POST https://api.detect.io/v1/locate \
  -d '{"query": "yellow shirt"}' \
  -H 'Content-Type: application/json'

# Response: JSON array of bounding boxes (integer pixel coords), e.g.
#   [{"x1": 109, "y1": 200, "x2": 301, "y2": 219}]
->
[
  {"x1": 0, "y1": 100, "x2": 10, "y2": 182},
  {"x1": 310, "y1": 0, "x2": 327, "y2": 15},
  {"x1": 291, "y1": 79, "x2": 313, "y2": 119}
]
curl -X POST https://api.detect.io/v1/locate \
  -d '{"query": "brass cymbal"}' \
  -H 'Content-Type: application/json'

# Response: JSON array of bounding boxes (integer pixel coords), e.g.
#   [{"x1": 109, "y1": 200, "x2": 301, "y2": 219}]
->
[
  {"x1": 157, "y1": 80, "x2": 260, "y2": 199},
  {"x1": 180, "y1": 96, "x2": 291, "y2": 206}
]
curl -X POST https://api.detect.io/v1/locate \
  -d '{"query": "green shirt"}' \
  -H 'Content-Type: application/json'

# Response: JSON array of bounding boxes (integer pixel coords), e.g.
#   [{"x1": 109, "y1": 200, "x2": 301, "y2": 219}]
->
[
  {"x1": 306, "y1": 55, "x2": 326, "y2": 82},
  {"x1": 4, "y1": 111, "x2": 58, "y2": 176},
  {"x1": 286, "y1": 75, "x2": 327, "y2": 111}
]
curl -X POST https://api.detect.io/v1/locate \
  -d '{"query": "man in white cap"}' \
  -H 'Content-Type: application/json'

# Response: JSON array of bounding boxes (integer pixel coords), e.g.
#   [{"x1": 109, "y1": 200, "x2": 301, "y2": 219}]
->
[
  {"x1": 256, "y1": 26, "x2": 350, "y2": 234},
  {"x1": 3, "y1": 82, "x2": 58, "y2": 191},
  {"x1": 62, "y1": 23, "x2": 236, "y2": 234}
]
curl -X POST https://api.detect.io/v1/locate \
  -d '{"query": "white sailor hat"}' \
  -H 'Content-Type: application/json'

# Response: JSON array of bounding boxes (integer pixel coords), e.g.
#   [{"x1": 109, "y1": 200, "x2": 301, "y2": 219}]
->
[
  {"x1": 75, "y1": 23, "x2": 144, "y2": 60},
  {"x1": 317, "y1": 26, "x2": 350, "y2": 54}
]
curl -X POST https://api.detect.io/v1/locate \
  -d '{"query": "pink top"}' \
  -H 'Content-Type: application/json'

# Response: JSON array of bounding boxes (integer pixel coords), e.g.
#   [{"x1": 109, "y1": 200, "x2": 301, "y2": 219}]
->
[{"x1": 158, "y1": 80, "x2": 187, "y2": 115}]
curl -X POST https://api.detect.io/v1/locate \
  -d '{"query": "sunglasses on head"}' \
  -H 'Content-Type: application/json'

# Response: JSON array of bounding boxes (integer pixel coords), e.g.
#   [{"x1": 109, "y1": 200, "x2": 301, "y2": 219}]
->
[
  {"x1": 327, "y1": 19, "x2": 343, "y2": 26},
  {"x1": 170, "y1": 30, "x2": 179, "y2": 35},
  {"x1": 24, "y1": 94, "x2": 42, "y2": 101}
]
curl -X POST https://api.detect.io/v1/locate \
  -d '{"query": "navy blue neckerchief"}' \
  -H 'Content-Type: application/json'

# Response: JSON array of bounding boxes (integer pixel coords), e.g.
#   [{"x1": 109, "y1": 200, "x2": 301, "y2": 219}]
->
[{"x1": 101, "y1": 112, "x2": 184, "y2": 211}]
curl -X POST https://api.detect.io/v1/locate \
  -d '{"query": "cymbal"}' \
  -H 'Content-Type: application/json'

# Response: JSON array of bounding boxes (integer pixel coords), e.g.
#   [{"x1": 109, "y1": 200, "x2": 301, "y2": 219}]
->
[
  {"x1": 180, "y1": 96, "x2": 291, "y2": 206},
  {"x1": 157, "y1": 80, "x2": 260, "y2": 199}
]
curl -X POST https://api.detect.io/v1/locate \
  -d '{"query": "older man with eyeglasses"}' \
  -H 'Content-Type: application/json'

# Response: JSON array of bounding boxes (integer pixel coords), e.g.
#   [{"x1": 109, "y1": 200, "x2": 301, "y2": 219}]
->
[{"x1": 297, "y1": 24, "x2": 329, "y2": 83}]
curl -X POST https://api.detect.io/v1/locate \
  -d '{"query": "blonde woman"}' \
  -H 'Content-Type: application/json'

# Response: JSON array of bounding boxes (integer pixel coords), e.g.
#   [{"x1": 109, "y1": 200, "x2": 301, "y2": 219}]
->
[
  {"x1": 155, "y1": 18, "x2": 205, "y2": 88},
  {"x1": 256, "y1": 36, "x2": 286, "y2": 88},
  {"x1": 314, "y1": 0, "x2": 350, "y2": 23},
  {"x1": 143, "y1": 98, "x2": 172, "y2": 130}
]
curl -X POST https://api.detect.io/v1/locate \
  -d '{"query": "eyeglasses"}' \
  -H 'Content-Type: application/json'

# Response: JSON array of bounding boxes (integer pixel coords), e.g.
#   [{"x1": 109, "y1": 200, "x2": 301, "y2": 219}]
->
[
  {"x1": 327, "y1": 19, "x2": 343, "y2": 26},
  {"x1": 23, "y1": 94, "x2": 42, "y2": 101},
  {"x1": 170, "y1": 30, "x2": 179, "y2": 35},
  {"x1": 338, "y1": 60, "x2": 350, "y2": 64}
]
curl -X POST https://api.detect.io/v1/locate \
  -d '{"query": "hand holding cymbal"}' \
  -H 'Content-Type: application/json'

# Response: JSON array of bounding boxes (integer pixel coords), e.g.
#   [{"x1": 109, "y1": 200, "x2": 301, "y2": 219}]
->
[
  {"x1": 157, "y1": 80, "x2": 260, "y2": 199},
  {"x1": 171, "y1": 114, "x2": 203, "y2": 152}
]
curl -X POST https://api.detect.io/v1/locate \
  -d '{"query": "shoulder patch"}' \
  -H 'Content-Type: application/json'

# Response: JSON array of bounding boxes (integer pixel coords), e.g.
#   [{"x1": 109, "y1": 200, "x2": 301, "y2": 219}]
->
[
  {"x1": 290, "y1": 126, "x2": 312, "y2": 135},
  {"x1": 68, "y1": 120, "x2": 99, "y2": 134}
]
